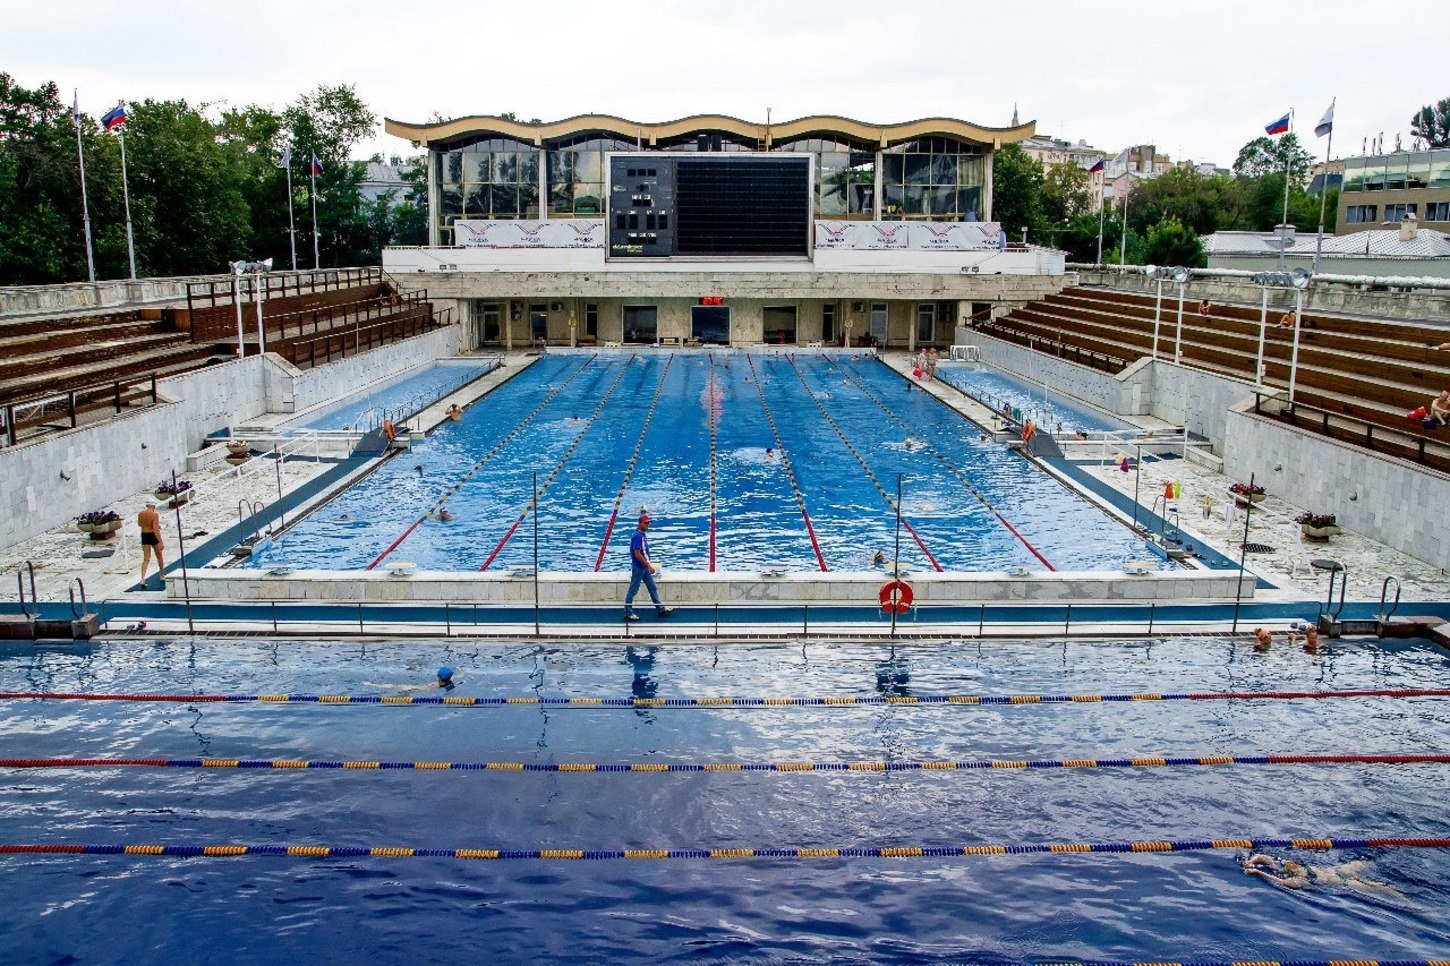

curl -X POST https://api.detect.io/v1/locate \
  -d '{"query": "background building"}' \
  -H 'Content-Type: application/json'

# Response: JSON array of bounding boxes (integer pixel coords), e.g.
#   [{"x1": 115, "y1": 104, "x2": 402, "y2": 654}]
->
[
  {"x1": 1021, "y1": 135, "x2": 1108, "y2": 207},
  {"x1": 1337, "y1": 149, "x2": 1450, "y2": 234}
]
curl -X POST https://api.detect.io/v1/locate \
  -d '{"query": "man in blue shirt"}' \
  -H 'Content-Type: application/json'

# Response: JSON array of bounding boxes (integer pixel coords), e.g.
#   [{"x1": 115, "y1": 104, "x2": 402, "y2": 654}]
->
[{"x1": 625, "y1": 513, "x2": 673, "y2": 621}]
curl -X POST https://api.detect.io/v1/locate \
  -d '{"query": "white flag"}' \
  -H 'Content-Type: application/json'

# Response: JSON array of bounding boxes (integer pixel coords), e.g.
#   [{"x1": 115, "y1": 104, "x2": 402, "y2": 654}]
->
[
  {"x1": 280, "y1": 144, "x2": 292, "y2": 169},
  {"x1": 1314, "y1": 100, "x2": 1335, "y2": 139}
]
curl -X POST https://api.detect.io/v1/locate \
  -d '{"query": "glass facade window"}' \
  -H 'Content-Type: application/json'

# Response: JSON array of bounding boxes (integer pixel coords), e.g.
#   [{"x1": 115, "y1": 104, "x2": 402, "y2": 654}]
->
[
  {"x1": 1383, "y1": 203, "x2": 1417, "y2": 222},
  {"x1": 1431, "y1": 150, "x2": 1450, "y2": 188},
  {"x1": 547, "y1": 134, "x2": 637, "y2": 216},
  {"x1": 1341, "y1": 157, "x2": 1365, "y2": 192},
  {"x1": 437, "y1": 135, "x2": 541, "y2": 229},
  {"x1": 1425, "y1": 201, "x2": 1450, "y2": 223},
  {"x1": 1361, "y1": 158, "x2": 1386, "y2": 191},
  {"x1": 880, "y1": 136, "x2": 984, "y2": 221},
  {"x1": 1385, "y1": 156, "x2": 1408, "y2": 191},
  {"x1": 772, "y1": 136, "x2": 875, "y2": 218},
  {"x1": 1407, "y1": 153, "x2": 1431, "y2": 189},
  {"x1": 1344, "y1": 204, "x2": 1377, "y2": 224}
]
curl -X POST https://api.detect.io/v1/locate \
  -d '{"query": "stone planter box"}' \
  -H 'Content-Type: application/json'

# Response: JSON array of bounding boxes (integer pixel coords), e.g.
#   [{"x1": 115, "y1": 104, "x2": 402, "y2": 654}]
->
[
  {"x1": 226, "y1": 441, "x2": 251, "y2": 456},
  {"x1": 1300, "y1": 523, "x2": 1341, "y2": 541},
  {"x1": 1232, "y1": 492, "x2": 1266, "y2": 506},
  {"x1": 225, "y1": 453, "x2": 251, "y2": 466},
  {"x1": 76, "y1": 521, "x2": 96, "y2": 533},
  {"x1": 89, "y1": 520, "x2": 121, "y2": 541},
  {"x1": 155, "y1": 488, "x2": 195, "y2": 509}
]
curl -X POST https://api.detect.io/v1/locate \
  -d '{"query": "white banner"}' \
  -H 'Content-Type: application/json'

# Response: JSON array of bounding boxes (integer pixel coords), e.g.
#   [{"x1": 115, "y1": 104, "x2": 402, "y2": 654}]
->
[
  {"x1": 453, "y1": 219, "x2": 606, "y2": 249},
  {"x1": 814, "y1": 221, "x2": 1002, "y2": 251}
]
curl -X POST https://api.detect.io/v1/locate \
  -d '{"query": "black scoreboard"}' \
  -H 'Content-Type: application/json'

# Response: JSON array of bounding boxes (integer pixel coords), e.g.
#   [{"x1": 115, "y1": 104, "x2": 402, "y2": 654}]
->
[{"x1": 608, "y1": 154, "x2": 810, "y2": 258}]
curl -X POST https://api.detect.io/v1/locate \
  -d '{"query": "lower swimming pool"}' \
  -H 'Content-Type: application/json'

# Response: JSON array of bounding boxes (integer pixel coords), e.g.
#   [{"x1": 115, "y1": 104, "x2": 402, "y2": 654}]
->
[
  {"x1": 934, "y1": 361, "x2": 1129, "y2": 434},
  {"x1": 2, "y1": 635, "x2": 1448, "y2": 961},
  {"x1": 286, "y1": 358, "x2": 496, "y2": 432},
  {"x1": 251, "y1": 352, "x2": 1161, "y2": 573}
]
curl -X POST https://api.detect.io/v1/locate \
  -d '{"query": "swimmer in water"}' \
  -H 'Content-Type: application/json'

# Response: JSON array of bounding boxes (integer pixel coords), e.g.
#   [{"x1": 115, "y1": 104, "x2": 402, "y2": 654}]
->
[
  {"x1": 1242, "y1": 854, "x2": 1404, "y2": 898},
  {"x1": 437, "y1": 508, "x2": 455, "y2": 522},
  {"x1": 363, "y1": 666, "x2": 462, "y2": 693},
  {"x1": 765, "y1": 447, "x2": 776, "y2": 461},
  {"x1": 1252, "y1": 627, "x2": 1273, "y2": 652},
  {"x1": 872, "y1": 550, "x2": 886, "y2": 566},
  {"x1": 414, "y1": 464, "x2": 424, "y2": 475}
]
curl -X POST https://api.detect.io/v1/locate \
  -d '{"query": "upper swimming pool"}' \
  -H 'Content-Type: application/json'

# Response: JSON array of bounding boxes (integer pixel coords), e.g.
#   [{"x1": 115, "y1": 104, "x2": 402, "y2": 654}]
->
[
  {"x1": 286, "y1": 358, "x2": 496, "y2": 432},
  {"x1": 934, "y1": 361, "x2": 1130, "y2": 434},
  {"x1": 250, "y1": 352, "x2": 1163, "y2": 573},
  {"x1": 2, "y1": 634, "x2": 1447, "y2": 962}
]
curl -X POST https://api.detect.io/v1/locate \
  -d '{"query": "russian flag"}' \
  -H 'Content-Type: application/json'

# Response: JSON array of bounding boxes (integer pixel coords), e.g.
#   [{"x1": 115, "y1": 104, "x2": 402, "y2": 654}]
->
[
  {"x1": 100, "y1": 102, "x2": 127, "y2": 131},
  {"x1": 1264, "y1": 113, "x2": 1290, "y2": 136},
  {"x1": 309, "y1": 155, "x2": 323, "y2": 176},
  {"x1": 1089, "y1": 158, "x2": 1106, "y2": 173}
]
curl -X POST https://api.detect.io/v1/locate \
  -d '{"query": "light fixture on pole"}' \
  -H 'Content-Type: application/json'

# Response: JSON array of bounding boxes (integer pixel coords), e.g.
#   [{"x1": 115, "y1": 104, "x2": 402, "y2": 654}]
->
[
  {"x1": 1286, "y1": 267, "x2": 1310, "y2": 403},
  {"x1": 1145, "y1": 265, "x2": 1164, "y2": 359},
  {"x1": 229, "y1": 260, "x2": 247, "y2": 359},
  {"x1": 231, "y1": 258, "x2": 273, "y2": 357},
  {"x1": 1148, "y1": 266, "x2": 1190, "y2": 363},
  {"x1": 1171, "y1": 266, "x2": 1190, "y2": 364},
  {"x1": 1251, "y1": 269, "x2": 1312, "y2": 402}
]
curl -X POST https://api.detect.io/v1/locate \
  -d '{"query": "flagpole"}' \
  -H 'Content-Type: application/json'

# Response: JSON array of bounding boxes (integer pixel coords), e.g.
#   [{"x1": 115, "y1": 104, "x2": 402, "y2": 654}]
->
[
  {"x1": 1313, "y1": 98, "x2": 1335, "y2": 275},
  {"x1": 1095, "y1": 179, "x2": 1105, "y2": 265},
  {"x1": 72, "y1": 92, "x2": 96, "y2": 284},
  {"x1": 1119, "y1": 194, "x2": 1130, "y2": 265},
  {"x1": 117, "y1": 117, "x2": 137, "y2": 280},
  {"x1": 309, "y1": 161, "x2": 320, "y2": 269},
  {"x1": 1278, "y1": 107, "x2": 1293, "y2": 271},
  {"x1": 285, "y1": 153, "x2": 298, "y2": 272}
]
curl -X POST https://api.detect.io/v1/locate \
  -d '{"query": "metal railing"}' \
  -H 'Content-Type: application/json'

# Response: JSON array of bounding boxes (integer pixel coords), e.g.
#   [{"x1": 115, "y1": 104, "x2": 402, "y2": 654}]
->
[
  {"x1": 1252, "y1": 389, "x2": 1450, "y2": 473},
  {"x1": 280, "y1": 306, "x2": 453, "y2": 370},
  {"x1": 3, "y1": 372, "x2": 162, "y2": 447}
]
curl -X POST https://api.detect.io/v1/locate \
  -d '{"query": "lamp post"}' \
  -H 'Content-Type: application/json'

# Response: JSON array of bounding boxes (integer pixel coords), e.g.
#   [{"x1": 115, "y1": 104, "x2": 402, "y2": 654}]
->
[
  {"x1": 1250, "y1": 269, "x2": 1311, "y2": 402},
  {"x1": 229, "y1": 261, "x2": 246, "y2": 360},
  {"x1": 1171, "y1": 267, "x2": 1189, "y2": 364},
  {"x1": 230, "y1": 258, "x2": 274, "y2": 357},
  {"x1": 1147, "y1": 265, "x2": 1165, "y2": 360}
]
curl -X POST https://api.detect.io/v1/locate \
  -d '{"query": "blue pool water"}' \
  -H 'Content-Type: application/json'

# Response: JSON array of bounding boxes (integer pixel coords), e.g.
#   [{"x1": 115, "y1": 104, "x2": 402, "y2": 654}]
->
[
  {"x1": 251, "y1": 353, "x2": 1160, "y2": 572},
  {"x1": 2, "y1": 635, "x2": 1449, "y2": 962},
  {"x1": 288, "y1": 359, "x2": 496, "y2": 431},
  {"x1": 935, "y1": 362, "x2": 1129, "y2": 434}
]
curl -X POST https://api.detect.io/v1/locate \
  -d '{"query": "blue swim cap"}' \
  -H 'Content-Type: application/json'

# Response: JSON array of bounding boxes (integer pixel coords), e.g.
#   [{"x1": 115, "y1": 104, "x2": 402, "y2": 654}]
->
[{"x1": 437, "y1": 666, "x2": 455, "y2": 682}]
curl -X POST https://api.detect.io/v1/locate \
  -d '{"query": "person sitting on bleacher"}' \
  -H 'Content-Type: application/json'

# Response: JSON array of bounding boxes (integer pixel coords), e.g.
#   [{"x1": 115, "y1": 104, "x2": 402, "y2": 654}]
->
[
  {"x1": 1431, "y1": 390, "x2": 1450, "y2": 427},
  {"x1": 1198, "y1": 299, "x2": 1211, "y2": 318}
]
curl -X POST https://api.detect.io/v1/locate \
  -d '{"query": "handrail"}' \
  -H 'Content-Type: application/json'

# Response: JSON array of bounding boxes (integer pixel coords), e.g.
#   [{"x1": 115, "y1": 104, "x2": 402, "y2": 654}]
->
[
  {"x1": 1252, "y1": 388, "x2": 1449, "y2": 471},
  {"x1": 15, "y1": 561, "x2": 37, "y2": 619},
  {"x1": 68, "y1": 578, "x2": 88, "y2": 620},
  {"x1": 1378, "y1": 576, "x2": 1402, "y2": 624}
]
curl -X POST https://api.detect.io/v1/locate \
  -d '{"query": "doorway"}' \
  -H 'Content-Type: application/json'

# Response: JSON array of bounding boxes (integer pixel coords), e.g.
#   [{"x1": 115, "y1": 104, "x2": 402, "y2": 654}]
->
[
  {"x1": 623, "y1": 305, "x2": 658, "y2": 344},
  {"x1": 763, "y1": 306, "x2": 797, "y2": 345},
  {"x1": 691, "y1": 306, "x2": 730, "y2": 344},
  {"x1": 480, "y1": 303, "x2": 503, "y2": 346}
]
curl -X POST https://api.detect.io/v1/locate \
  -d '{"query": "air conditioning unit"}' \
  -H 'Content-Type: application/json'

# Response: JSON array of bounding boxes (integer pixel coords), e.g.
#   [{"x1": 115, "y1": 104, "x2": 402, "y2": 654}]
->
[{"x1": 550, "y1": 302, "x2": 562, "y2": 311}]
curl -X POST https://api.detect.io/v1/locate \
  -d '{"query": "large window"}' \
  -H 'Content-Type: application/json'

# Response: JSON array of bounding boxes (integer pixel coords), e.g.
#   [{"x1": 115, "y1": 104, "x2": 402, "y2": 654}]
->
[
  {"x1": 1344, "y1": 204, "x2": 1377, "y2": 224},
  {"x1": 547, "y1": 134, "x2": 636, "y2": 216},
  {"x1": 437, "y1": 136, "x2": 540, "y2": 234},
  {"x1": 1384, "y1": 203, "x2": 1417, "y2": 222},
  {"x1": 774, "y1": 136, "x2": 876, "y2": 219},
  {"x1": 880, "y1": 136, "x2": 984, "y2": 221},
  {"x1": 1425, "y1": 201, "x2": 1450, "y2": 223}
]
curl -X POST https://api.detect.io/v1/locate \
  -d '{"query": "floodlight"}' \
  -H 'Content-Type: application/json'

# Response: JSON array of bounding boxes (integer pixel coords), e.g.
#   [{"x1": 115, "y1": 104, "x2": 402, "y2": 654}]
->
[
  {"x1": 259, "y1": 257, "x2": 274, "y2": 272},
  {"x1": 1290, "y1": 267, "x2": 1311, "y2": 290}
]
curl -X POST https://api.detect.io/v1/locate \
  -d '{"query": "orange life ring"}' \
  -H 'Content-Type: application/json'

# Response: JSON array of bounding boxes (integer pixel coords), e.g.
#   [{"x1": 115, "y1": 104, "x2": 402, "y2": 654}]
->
[
  {"x1": 879, "y1": 579, "x2": 914, "y2": 613},
  {"x1": 383, "y1": 419, "x2": 396, "y2": 441},
  {"x1": 1022, "y1": 421, "x2": 1036, "y2": 443}
]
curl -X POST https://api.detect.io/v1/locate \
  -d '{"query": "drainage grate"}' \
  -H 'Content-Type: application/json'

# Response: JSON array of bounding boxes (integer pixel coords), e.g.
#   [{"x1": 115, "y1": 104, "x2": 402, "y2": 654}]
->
[{"x1": 1240, "y1": 542, "x2": 1275, "y2": 554}]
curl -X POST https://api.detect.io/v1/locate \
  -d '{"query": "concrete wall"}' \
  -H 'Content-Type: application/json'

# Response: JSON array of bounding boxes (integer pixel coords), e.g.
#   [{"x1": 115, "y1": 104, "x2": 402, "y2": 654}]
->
[
  {"x1": 1146, "y1": 362, "x2": 1259, "y2": 445},
  {"x1": 0, "y1": 276, "x2": 202, "y2": 317},
  {"x1": 0, "y1": 327, "x2": 463, "y2": 552},
  {"x1": 969, "y1": 331, "x2": 1155, "y2": 416},
  {"x1": 1208, "y1": 253, "x2": 1450, "y2": 279},
  {"x1": 0, "y1": 355, "x2": 271, "y2": 551},
  {"x1": 1223, "y1": 405, "x2": 1450, "y2": 567}
]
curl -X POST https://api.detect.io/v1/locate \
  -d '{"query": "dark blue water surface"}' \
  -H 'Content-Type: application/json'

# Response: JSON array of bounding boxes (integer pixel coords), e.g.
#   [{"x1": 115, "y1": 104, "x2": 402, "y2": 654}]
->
[
  {"x1": 2, "y1": 635, "x2": 1449, "y2": 963},
  {"x1": 251, "y1": 353, "x2": 1159, "y2": 572},
  {"x1": 288, "y1": 360, "x2": 494, "y2": 431},
  {"x1": 933, "y1": 362, "x2": 1129, "y2": 433}
]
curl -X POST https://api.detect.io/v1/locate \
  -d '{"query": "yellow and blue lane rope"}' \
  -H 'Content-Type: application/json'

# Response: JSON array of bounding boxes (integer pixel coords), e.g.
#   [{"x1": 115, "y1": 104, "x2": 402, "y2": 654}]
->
[
  {"x1": 3, "y1": 687, "x2": 1447, "y2": 706},
  {"x1": 4, "y1": 752, "x2": 1448, "y2": 772},
  {"x1": 5, "y1": 835, "x2": 1450, "y2": 862}
]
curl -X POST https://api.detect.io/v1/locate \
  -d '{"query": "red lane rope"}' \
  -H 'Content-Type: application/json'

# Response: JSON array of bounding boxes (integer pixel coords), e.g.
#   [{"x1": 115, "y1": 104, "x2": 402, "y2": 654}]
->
[
  {"x1": 826, "y1": 355, "x2": 1056, "y2": 571},
  {"x1": 707, "y1": 353, "x2": 719, "y2": 573},
  {"x1": 366, "y1": 356, "x2": 598, "y2": 570},
  {"x1": 785, "y1": 355, "x2": 943, "y2": 572},
  {"x1": 593, "y1": 355, "x2": 675, "y2": 571},
  {"x1": 744, "y1": 355, "x2": 828, "y2": 571},
  {"x1": 478, "y1": 358, "x2": 637, "y2": 572}
]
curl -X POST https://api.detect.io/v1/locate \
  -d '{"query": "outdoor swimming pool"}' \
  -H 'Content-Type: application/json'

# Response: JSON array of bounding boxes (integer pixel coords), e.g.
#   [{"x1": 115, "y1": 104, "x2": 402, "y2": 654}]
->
[
  {"x1": 2, "y1": 634, "x2": 1448, "y2": 962},
  {"x1": 934, "y1": 361, "x2": 1129, "y2": 434},
  {"x1": 286, "y1": 358, "x2": 496, "y2": 432},
  {"x1": 250, "y1": 352, "x2": 1162, "y2": 573}
]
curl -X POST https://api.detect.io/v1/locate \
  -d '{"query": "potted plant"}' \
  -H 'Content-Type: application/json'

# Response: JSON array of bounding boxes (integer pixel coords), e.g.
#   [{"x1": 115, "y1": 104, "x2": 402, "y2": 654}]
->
[
  {"x1": 77, "y1": 509, "x2": 121, "y2": 540},
  {"x1": 1229, "y1": 482, "x2": 1266, "y2": 505},
  {"x1": 1297, "y1": 511, "x2": 1340, "y2": 541},
  {"x1": 154, "y1": 478, "x2": 195, "y2": 508},
  {"x1": 225, "y1": 440, "x2": 251, "y2": 465}
]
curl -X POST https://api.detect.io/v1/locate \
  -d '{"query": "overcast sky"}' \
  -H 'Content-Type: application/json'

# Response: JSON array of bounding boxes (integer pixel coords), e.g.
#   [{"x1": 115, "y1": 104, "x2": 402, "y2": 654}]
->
[{"x1": 8, "y1": 0, "x2": 1445, "y2": 166}]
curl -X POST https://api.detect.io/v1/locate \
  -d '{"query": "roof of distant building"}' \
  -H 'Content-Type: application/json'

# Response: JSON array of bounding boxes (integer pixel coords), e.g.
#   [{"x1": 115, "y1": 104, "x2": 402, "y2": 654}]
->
[{"x1": 1202, "y1": 227, "x2": 1450, "y2": 259}]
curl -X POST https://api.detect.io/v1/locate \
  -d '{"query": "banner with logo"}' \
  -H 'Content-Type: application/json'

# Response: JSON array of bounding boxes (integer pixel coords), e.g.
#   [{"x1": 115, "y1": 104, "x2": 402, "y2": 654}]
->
[
  {"x1": 453, "y1": 219, "x2": 606, "y2": 249},
  {"x1": 814, "y1": 221, "x2": 1002, "y2": 251}
]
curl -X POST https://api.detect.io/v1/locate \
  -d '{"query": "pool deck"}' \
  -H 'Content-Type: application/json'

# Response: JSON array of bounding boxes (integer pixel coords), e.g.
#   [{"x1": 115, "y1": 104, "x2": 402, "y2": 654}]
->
[{"x1": 3, "y1": 346, "x2": 1448, "y2": 637}]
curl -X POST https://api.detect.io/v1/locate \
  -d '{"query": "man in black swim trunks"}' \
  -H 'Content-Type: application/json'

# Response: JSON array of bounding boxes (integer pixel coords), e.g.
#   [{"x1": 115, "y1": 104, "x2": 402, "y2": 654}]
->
[{"x1": 138, "y1": 502, "x2": 165, "y2": 588}]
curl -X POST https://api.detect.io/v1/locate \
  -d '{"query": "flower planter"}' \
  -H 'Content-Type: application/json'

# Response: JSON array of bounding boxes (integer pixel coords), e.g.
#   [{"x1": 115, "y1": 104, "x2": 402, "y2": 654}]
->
[
  {"x1": 1300, "y1": 523, "x2": 1341, "y2": 541},
  {"x1": 1233, "y1": 492, "x2": 1266, "y2": 506},
  {"x1": 225, "y1": 453, "x2": 251, "y2": 466},
  {"x1": 89, "y1": 520, "x2": 121, "y2": 541},
  {"x1": 76, "y1": 521, "x2": 96, "y2": 533},
  {"x1": 226, "y1": 440, "x2": 250, "y2": 455},
  {"x1": 155, "y1": 488, "x2": 195, "y2": 508}
]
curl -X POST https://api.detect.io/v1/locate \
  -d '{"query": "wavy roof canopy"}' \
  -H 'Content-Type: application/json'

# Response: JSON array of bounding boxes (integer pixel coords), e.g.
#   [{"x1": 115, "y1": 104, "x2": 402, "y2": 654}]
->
[{"x1": 384, "y1": 113, "x2": 1036, "y2": 150}]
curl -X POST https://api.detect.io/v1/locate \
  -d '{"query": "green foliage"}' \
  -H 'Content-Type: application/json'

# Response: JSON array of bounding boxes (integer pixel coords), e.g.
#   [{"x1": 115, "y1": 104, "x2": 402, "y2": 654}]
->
[
  {"x1": 1411, "y1": 98, "x2": 1450, "y2": 148},
  {"x1": 1233, "y1": 133, "x2": 1313, "y2": 183},
  {"x1": 1144, "y1": 216, "x2": 1206, "y2": 268},
  {"x1": 1039, "y1": 161, "x2": 1093, "y2": 225},
  {"x1": 0, "y1": 74, "x2": 417, "y2": 284},
  {"x1": 990, "y1": 144, "x2": 1043, "y2": 240}
]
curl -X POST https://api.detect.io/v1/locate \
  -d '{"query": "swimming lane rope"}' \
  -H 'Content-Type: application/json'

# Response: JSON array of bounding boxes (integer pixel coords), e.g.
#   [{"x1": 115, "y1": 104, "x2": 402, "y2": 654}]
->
[
  {"x1": 593, "y1": 355, "x2": 674, "y2": 571},
  {"x1": 6, "y1": 751, "x2": 1448, "y2": 773},
  {"x1": 707, "y1": 353, "x2": 719, "y2": 573},
  {"x1": 4, "y1": 835, "x2": 1449, "y2": 863},
  {"x1": 366, "y1": 355, "x2": 598, "y2": 570},
  {"x1": 4, "y1": 687, "x2": 1448, "y2": 707},
  {"x1": 743, "y1": 354, "x2": 827, "y2": 570},
  {"x1": 478, "y1": 357, "x2": 637, "y2": 571},
  {"x1": 785, "y1": 355, "x2": 942, "y2": 571},
  {"x1": 826, "y1": 355, "x2": 1055, "y2": 570}
]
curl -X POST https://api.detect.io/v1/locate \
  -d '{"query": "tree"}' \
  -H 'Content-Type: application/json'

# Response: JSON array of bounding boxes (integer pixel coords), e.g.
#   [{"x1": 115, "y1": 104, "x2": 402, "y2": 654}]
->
[
  {"x1": 283, "y1": 84, "x2": 378, "y2": 267},
  {"x1": 1039, "y1": 161, "x2": 1093, "y2": 225},
  {"x1": 0, "y1": 74, "x2": 91, "y2": 284},
  {"x1": 1233, "y1": 133, "x2": 1314, "y2": 183},
  {"x1": 990, "y1": 143, "x2": 1043, "y2": 241},
  {"x1": 1144, "y1": 216, "x2": 1205, "y2": 268},
  {"x1": 1129, "y1": 168, "x2": 1241, "y2": 237},
  {"x1": 1411, "y1": 98, "x2": 1450, "y2": 148}
]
